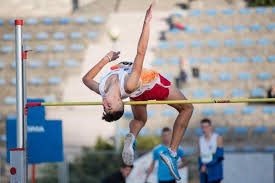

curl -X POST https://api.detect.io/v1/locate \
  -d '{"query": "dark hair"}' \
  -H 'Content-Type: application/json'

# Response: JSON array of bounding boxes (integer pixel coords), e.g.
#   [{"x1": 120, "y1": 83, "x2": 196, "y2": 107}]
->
[
  {"x1": 162, "y1": 127, "x2": 171, "y2": 133},
  {"x1": 200, "y1": 118, "x2": 212, "y2": 125},
  {"x1": 121, "y1": 163, "x2": 134, "y2": 169},
  {"x1": 102, "y1": 105, "x2": 124, "y2": 122}
]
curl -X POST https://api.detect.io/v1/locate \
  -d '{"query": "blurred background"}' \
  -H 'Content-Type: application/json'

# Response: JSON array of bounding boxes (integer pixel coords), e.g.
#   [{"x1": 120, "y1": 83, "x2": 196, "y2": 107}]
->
[{"x1": 0, "y1": 0, "x2": 274, "y2": 182}]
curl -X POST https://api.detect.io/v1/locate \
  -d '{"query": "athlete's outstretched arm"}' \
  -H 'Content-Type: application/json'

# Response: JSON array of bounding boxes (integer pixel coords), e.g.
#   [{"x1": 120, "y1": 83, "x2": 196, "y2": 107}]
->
[
  {"x1": 82, "y1": 51, "x2": 120, "y2": 94},
  {"x1": 125, "y1": 2, "x2": 155, "y2": 93}
]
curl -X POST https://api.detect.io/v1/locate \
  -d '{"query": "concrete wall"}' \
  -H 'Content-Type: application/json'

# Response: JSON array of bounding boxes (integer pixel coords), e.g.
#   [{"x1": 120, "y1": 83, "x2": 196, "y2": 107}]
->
[{"x1": 224, "y1": 153, "x2": 274, "y2": 183}]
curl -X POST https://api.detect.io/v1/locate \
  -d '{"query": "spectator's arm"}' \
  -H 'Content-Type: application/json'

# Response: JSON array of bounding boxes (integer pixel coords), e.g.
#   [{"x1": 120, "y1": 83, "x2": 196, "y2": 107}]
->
[
  {"x1": 145, "y1": 160, "x2": 156, "y2": 182},
  {"x1": 206, "y1": 136, "x2": 224, "y2": 166}
]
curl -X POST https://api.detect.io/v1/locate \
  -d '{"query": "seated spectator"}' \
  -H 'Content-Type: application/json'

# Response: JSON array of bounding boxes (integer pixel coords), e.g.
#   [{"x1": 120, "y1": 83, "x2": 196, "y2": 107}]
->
[
  {"x1": 198, "y1": 118, "x2": 224, "y2": 183},
  {"x1": 101, "y1": 163, "x2": 133, "y2": 183},
  {"x1": 267, "y1": 85, "x2": 275, "y2": 98},
  {"x1": 175, "y1": 56, "x2": 188, "y2": 88}
]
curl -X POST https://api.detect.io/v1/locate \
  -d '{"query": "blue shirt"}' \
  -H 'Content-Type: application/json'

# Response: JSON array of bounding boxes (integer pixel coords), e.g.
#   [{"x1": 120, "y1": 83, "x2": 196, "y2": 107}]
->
[{"x1": 153, "y1": 144, "x2": 184, "y2": 181}]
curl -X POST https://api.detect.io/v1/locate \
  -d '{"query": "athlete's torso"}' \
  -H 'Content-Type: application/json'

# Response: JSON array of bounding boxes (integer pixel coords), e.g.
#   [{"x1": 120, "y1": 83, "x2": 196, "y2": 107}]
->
[{"x1": 99, "y1": 63, "x2": 166, "y2": 98}]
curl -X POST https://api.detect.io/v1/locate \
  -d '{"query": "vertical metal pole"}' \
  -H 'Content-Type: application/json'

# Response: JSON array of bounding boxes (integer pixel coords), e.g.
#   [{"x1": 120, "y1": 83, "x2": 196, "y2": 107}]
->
[
  {"x1": 15, "y1": 19, "x2": 27, "y2": 183},
  {"x1": 22, "y1": 49, "x2": 28, "y2": 181}
]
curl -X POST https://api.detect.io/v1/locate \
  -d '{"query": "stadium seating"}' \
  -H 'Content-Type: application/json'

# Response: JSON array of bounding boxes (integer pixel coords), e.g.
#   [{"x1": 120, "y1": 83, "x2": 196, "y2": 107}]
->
[
  {"x1": 211, "y1": 90, "x2": 225, "y2": 97},
  {"x1": 251, "y1": 56, "x2": 264, "y2": 63},
  {"x1": 36, "y1": 32, "x2": 49, "y2": 40},
  {"x1": 207, "y1": 40, "x2": 220, "y2": 47},
  {"x1": 0, "y1": 61, "x2": 5, "y2": 69},
  {"x1": 268, "y1": 55, "x2": 275, "y2": 62},
  {"x1": 168, "y1": 58, "x2": 180, "y2": 64},
  {"x1": 243, "y1": 146, "x2": 257, "y2": 152},
  {"x1": 162, "y1": 109, "x2": 176, "y2": 117},
  {"x1": 42, "y1": 18, "x2": 55, "y2": 24},
  {"x1": 26, "y1": 18, "x2": 38, "y2": 25},
  {"x1": 174, "y1": 42, "x2": 186, "y2": 48},
  {"x1": 224, "y1": 146, "x2": 236, "y2": 152},
  {"x1": 201, "y1": 26, "x2": 213, "y2": 33},
  {"x1": 222, "y1": 108, "x2": 236, "y2": 115},
  {"x1": 75, "y1": 17, "x2": 88, "y2": 24},
  {"x1": 218, "y1": 57, "x2": 231, "y2": 64},
  {"x1": 91, "y1": 16, "x2": 104, "y2": 24},
  {"x1": 58, "y1": 17, "x2": 71, "y2": 24},
  {"x1": 222, "y1": 9, "x2": 234, "y2": 15},
  {"x1": 242, "y1": 107, "x2": 256, "y2": 115},
  {"x1": 70, "y1": 44, "x2": 84, "y2": 51},
  {"x1": 199, "y1": 74, "x2": 212, "y2": 81},
  {"x1": 235, "y1": 56, "x2": 248, "y2": 63},
  {"x1": 35, "y1": 45, "x2": 48, "y2": 52},
  {"x1": 70, "y1": 32, "x2": 82, "y2": 39},
  {"x1": 0, "y1": 79, "x2": 6, "y2": 86},
  {"x1": 65, "y1": 59, "x2": 79, "y2": 67},
  {"x1": 238, "y1": 73, "x2": 251, "y2": 80},
  {"x1": 48, "y1": 77, "x2": 61, "y2": 85},
  {"x1": 194, "y1": 128, "x2": 203, "y2": 136},
  {"x1": 23, "y1": 33, "x2": 32, "y2": 41},
  {"x1": 52, "y1": 45, "x2": 66, "y2": 52},
  {"x1": 202, "y1": 109, "x2": 216, "y2": 115},
  {"x1": 253, "y1": 126, "x2": 268, "y2": 134},
  {"x1": 1, "y1": 46, "x2": 13, "y2": 53},
  {"x1": 53, "y1": 32, "x2": 66, "y2": 40},
  {"x1": 257, "y1": 72, "x2": 271, "y2": 80},
  {"x1": 215, "y1": 127, "x2": 228, "y2": 134},
  {"x1": 2, "y1": 34, "x2": 14, "y2": 41},
  {"x1": 231, "y1": 89, "x2": 245, "y2": 97},
  {"x1": 29, "y1": 60, "x2": 42, "y2": 68},
  {"x1": 29, "y1": 78, "x2": 43, "y2": 85},
  {"x1": 234, "y1": 127, "x2": 248, "y2": 134},
  {"x1": 262, "y1": 107, "x2": 275, "y2": 114},
  {"x1": 4, "y1": 97, "x2": 16, "y2": 105},
  {"x1": 48, "y1": 60, "x2": 60, "y2": 68},
  {"x1": 87, "y1": 32, "x2": 99, "y2": 39}
]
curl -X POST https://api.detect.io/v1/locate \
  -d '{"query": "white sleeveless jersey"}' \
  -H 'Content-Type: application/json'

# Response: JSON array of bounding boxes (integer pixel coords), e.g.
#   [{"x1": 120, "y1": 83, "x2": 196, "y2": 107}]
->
[
  {"x1": 99, "y1": 66, "x2": 168, "y2": 99},
  {"x1": 199, "y1": 133, "x2": 218, "y2": 164},
  {"x1": 99, "y1": 67, "x2": 130, "y2": 99}
]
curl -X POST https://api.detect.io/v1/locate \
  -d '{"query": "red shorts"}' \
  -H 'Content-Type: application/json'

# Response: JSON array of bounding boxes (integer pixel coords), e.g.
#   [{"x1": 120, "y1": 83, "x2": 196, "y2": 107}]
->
[{"x1": 130, "y1": 74, "x2": 171, "y2": 101}]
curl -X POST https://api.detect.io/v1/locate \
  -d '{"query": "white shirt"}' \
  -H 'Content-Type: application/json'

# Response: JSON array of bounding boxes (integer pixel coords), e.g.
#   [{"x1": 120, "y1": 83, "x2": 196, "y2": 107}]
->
[{"x1": 199, "y1": 133, "x2": 218, "y2": 164}]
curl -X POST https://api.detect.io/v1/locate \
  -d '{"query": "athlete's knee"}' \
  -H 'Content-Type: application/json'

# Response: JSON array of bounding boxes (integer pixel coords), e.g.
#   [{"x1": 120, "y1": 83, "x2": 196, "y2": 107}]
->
[
  {"x1": 177, "y1": 103, "x2": 194, "y2": 114},
  {"x1": 134, "y1": 115, "x2": 147, "y2": 125}
]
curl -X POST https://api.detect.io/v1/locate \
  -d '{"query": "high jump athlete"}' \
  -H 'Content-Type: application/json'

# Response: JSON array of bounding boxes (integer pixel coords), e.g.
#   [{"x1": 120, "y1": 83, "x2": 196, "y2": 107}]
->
[{"x1": 82, "y1": 2, "x2": 193, "y2": 180}]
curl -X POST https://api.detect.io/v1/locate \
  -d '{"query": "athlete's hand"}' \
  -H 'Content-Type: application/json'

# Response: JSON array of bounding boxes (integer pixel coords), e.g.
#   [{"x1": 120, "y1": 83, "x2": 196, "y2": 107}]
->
[
  {"x1": 106, "y1": 51, "x2": 120, "y2": 62},
  {"x1": 144, "y1": 2, "x2": 155, "y2": 23}
]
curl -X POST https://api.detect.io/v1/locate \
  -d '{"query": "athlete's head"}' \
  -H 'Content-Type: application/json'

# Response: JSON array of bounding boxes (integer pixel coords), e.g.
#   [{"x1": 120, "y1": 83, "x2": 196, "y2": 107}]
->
[
  {"x1": 161, "y1": 127, "x2": 172, "y2": 145},
  {"x1": 102, "y1": 94, "x2": 124, "y2": 122},
  {"x1": 200, "y1": 118, "x2": 212, "y2": 136}
]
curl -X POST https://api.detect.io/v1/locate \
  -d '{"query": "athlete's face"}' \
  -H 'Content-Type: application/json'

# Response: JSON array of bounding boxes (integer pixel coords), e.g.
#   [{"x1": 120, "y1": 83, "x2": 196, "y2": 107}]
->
[
  {"x1": 103, "y1": 95, "x2": 123, "y2": 113},
  {"x1": 161, "y1": 131, "x2": 172, "y2": 145},
  {"x1": 201, "y1": 122, "x2": 212, "y2": 136},
  {"x1": 120, "y1": 167, "x2": 133, "y2": 178}
]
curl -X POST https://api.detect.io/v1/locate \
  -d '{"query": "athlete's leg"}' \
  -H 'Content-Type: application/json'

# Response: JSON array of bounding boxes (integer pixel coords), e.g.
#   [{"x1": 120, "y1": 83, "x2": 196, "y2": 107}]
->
[
  {"x1": 122, "y1": 104, "x2": 147, "y2": 165},
  {"x1": 129, "y1": 104, "x2": 147, "y2": 136},
  {"x1": 159, "y1": 85, "x2": 193, "y2": 180},
  {"x1": 166, "y1": 85, "x2": 194, "y2": 152}
]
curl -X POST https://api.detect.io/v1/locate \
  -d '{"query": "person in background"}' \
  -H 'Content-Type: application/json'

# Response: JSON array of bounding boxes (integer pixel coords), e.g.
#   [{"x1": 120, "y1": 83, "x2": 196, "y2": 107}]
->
[
  {"x1": 145, "y1": 127, "x2": 186, "y2": 183},
  {"x1": 198, "y1": 118, "x2": 224, "y2": 183},
  {"x1": 267, "y1": 85, "x2": 275, "y2": 98},
  {"x1": 176, "y1": 56, "x2": 188, "y2": 88},
  {"x1": 101, "y1": 163, "x2": 133, "y2": 183}
]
